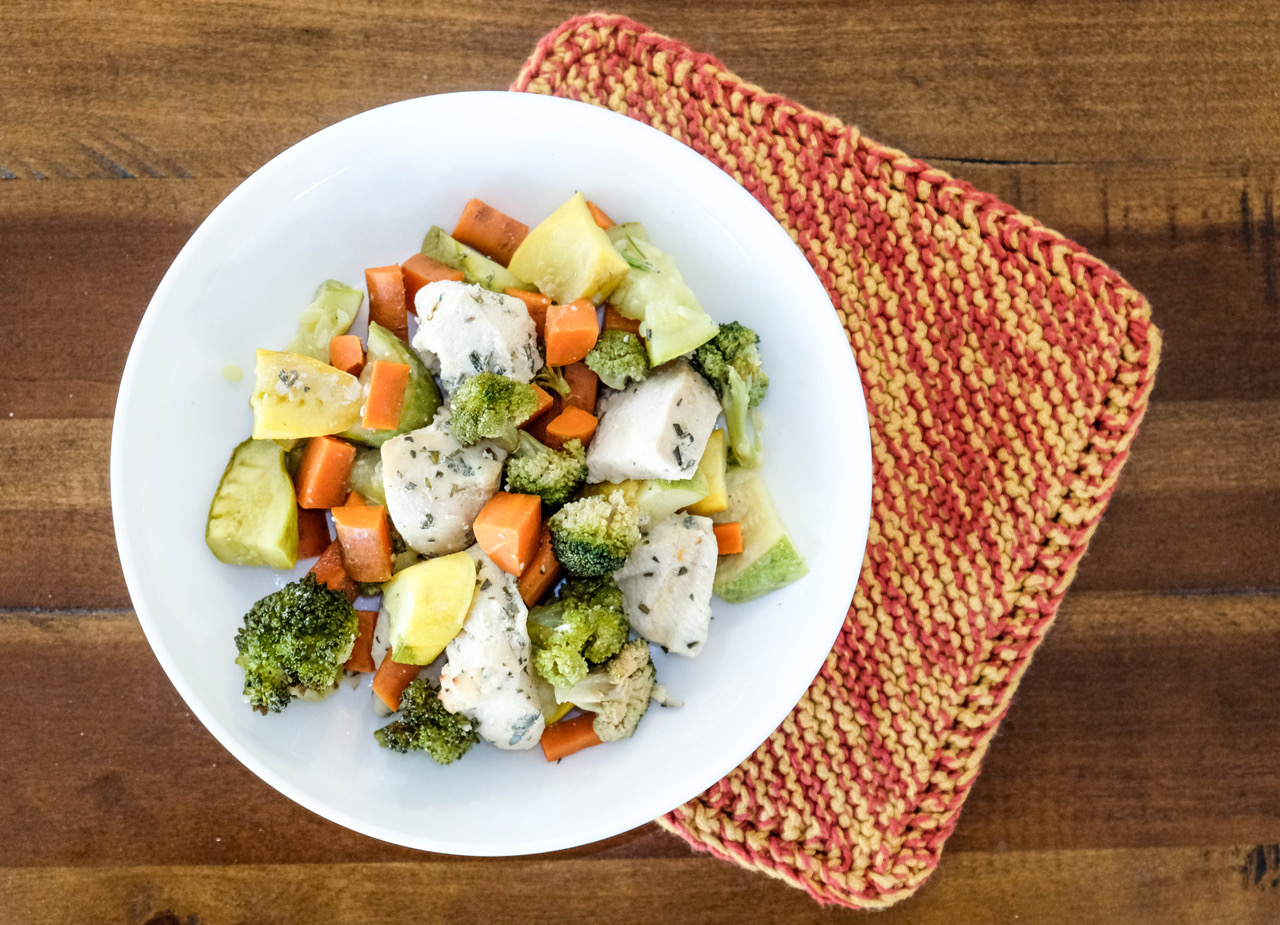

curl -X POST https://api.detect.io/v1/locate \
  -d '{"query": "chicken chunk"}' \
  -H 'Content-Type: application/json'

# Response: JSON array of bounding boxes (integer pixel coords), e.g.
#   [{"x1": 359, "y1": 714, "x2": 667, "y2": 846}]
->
[
  {"x1": 411, "y1": 280, "x2": 541, "y2": 394},
  {"x1": 380, "y1": 411, "x2": 506, "y2": 556},
  {"x1": 614, "y1": 512, "x2": 717, "y2": 656},
  {"x1": 586, "y1": 359, "x2": 721, "y2": 483},
  {"x1": 438, "y1": 546, "x2": 545, "y2": 750}
]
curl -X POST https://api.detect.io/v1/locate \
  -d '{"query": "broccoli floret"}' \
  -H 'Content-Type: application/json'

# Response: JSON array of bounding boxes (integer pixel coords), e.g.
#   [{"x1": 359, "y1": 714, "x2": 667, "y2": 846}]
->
[
  {"x1": 690, "y1": 321, "x2": 768, "y2": 467},
  {"x1": 504, "y1": 432, "x2": 587, "y2": 507},
  {"x1": 233, "y1": 573, "x2": 359, "y2": 714},
  {"x1": 527, "y1": 575, "x2": 629, "y2": 687},
  {"x1": 447, "y1": 371, "x2": 539, "y2": 451},
  {"x1": 374, "y1": 678, "x2": 478, "y2": 764},
  {"x1": 547, "y1": 490, "x2": 642, "y2": 577},
  {"x1": 554, "y1": 639, "x2": 656, "y2": 742},
  {"x1": 584, "y1": 329, "x2": 650, "y2": 390},
  {"x1": 534, "y1": 362, "x2": 571, "y2": 399}
]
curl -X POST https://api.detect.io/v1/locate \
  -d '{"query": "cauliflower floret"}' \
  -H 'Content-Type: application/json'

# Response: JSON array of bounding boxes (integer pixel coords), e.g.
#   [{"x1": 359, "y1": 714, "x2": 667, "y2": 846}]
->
[
  {"x1": 412, "y1": 280, "x2": 541, "y2": 394},
  {"x1": 553, "y1": 639, "x2": 656, "y2": 742}
]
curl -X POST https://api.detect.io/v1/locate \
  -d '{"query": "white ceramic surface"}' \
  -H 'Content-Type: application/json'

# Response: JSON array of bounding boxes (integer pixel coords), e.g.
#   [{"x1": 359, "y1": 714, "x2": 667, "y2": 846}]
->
[{"x1": 111, "y1": 91, "x2": 872, "y2": 855}]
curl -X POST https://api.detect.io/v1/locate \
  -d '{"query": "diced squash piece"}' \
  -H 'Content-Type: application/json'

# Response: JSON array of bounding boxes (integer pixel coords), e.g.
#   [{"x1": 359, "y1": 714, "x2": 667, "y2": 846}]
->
[
  {"x1": 250, "y1": 349, "x2": 362, "y2": 440},
  {"x1": 382, "y1": 552, "x2": 477, "y2": 664},
  {"x1": 508, "y1": 193, "x2": 629, "y2": 304}
]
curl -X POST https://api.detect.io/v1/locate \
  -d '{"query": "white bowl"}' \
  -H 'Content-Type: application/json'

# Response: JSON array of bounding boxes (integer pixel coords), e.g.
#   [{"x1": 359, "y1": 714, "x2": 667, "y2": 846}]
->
[{"x1": 111, "y1": 91, "x2": 872, "y2": 855}]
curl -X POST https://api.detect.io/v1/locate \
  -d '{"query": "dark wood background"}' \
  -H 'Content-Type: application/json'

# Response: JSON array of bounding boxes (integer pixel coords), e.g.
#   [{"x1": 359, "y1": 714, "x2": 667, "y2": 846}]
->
[{"x1": 3, "y1": 2, "x2": 1278, "y2": 922}]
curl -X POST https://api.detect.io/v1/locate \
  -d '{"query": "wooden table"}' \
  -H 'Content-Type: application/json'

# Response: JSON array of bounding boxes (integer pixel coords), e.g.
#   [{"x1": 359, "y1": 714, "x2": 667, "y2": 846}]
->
[{"x1": 3, "y1": 3, "x2": 1278, "y2": 922}]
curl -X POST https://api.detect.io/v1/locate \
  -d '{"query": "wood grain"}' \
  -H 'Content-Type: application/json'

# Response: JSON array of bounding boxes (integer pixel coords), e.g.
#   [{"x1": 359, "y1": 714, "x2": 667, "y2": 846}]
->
[{"x1": 4, "y1": 0, "x2": 1279, "y2": 920}]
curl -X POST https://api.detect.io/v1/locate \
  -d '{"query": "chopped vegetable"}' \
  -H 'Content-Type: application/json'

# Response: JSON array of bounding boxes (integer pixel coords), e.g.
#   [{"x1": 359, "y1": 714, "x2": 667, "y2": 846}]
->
[
  {"x1": 562, "y1": 361, "x2": 599, "y2": 413},
  {"x1": 375, "y1": 678, "x2": 478, "y2": 764},
  {"x1": 401, "y1": 252, "x2": 465, "y2": 313},
  {"x1": 713, "y1": 521, "x2": 744, "y2": 555},
  {"x1": 452, "y1": 197, "x2": 529, "y2": 266},
  {"x1": 296, "y1": 507, "x2": 331, "y2": 558},
  {"x1": 544, "y1": 299, "x2": 600, "y2": 366},
  {"x1": 360, "y1": 360, "x2": 411, "y2": 431},
  {"x1": 524, "y1": 384, "x2": 556, "y2": 426},
  {"x1": 250, "y1": 349, "x2": 363, "y2": 440},
  {"x1": 508, "y1": 192, "x2": 629, "y2": 304},
  {"x1": 421, "y1": 226, "x2": 533, "y2": 293},
  {"x1": 206, "y1": 438, "x2": 298, "y2": 569},
  {"x1": 328, "y1": 334, "x2": 365, "y2": 376},
  {"x1": 543, "y1": 406, "x2": 597, "y2": 450},
  {"x1": 691, "y1": 321, "x2": 769, "y2": 468},
  {"x1": 547, "y1": 490, "x2": 641, "y2": 577},
  {"x1": 586, "y1": 200, "x2": 616, "y2": 230},
  {"x1": 540, "y1": 712, "x2": 603, "y2": 761},
  {"x1": 505, "y1": 432, "x2": 587, "y2": 507},
  {"x1": 603, "y1": 306, "x2": 642, "y2": 336},
  {"x1": 447, "y1": 371, "x2": 540, "y2": 450},
  {"x1": 686, "y1": 428, "x2": 729, "y2": 515},
  {"x1": 340, "y1": 322, "x2": 442, "y2": 447},
  {"x1": 347, "y1": 447, "x2": 386, "y2": 506},
  {"x1": 233, "y1": 573, "x2": 359, "y2": 713},
  {"x1": 308, "y1": 539, "x2": 358, "y2": 602},
  {"x1": 518, "y1": 527, "x2": 562, "y2": 606},
  {"x1": 473, "y1": 491, "x2": 543, "y2": 577},
  {"x1": 552, "y1": 639, "x2": 656, "y2": 742},
  {"x1": 382, "y1": 551, "x2": 477, "y2": 664},
  {"x1": 344, "y1": 609, "x2": 378, "y2": 673},
  {"x1": 295, "y1": 434, "x2": 356, "y2": 509},
  {"x1": 711, "y1": 467, "x2": 808, "y2": 602},
  {"x1": 584, "y1": 329, "x2": 649, "y2": 390},
  {"x1": 526, "y1": 575, "x2": 629, "y2": 688},
  {"x1": 365, "y1": 265, "x2": 409, "y2": 342},
  {"x1": 372, "y1": 649, "x2": 424, "y2": 712},
  {"x1": 331, "y1": 501, "x2": 394, "y2": 583},
  {"x1": 286, "y1": 279, "x2": 363, "y2": 362}
]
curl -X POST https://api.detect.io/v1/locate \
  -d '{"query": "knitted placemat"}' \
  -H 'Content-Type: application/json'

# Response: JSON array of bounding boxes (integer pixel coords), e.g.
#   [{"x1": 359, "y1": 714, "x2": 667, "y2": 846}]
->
[{"x1": 513, "y1": 13, "x2": 1160, "y2": 909}]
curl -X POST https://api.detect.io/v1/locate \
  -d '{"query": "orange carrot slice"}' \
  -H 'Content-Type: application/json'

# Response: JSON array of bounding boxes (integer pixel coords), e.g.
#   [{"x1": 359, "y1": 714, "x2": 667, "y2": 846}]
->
[
  {"x1": 402, "y1": 253, "x2": 464, "y2": 314},
  {"x1": 545, "y1": 299, "x2": 600, "y2": 366},
  {"x1": 365, "y1": 265, "x2": 408, "y2": 341},
  {"x1": 361, "y1": 361, "x2": 410, "y2": 431},
  {"x1": 296, "y1": 507, "x2": 331, "y2": 558},
  {"x1": 452, "y1": 198, "x2": 529, "y2": 266},
  {"x1": 541, "y1": 712, "x2": 603, "y2": 761},
  {"x1": 345, "y1": 610, "x2": 378, "y2": 673},
  {"x1": 331, "y1": 503, "x2": 394, "y2": 583},
  {"x1": 602, "y1": 306, "x2": 642, "y2": 337},
  {"x1": 713, "y1": 522, "x2": 744, "y2": 555},
  {"x1": 328, "y1": 334, "x2": 365, "y2": 376},
  {"x1": 586, "y1": 200, "x2": 616, "y2": 230},
  {"x1": 504, "y1": 287, "x2": 552, "y2": 338},
  {"x1": 518, "y1": 527, "x2": 562, "y2": 607},
  {"x1": 473, "y1": 491, "x2": 542, "y2": 577},
  {"x1": 295, "y1": 435, "x2": 356, "y2": 509},
  {"x1": 308, "y1": 540, "x2": 359, "y2": 602},
  {"x1": 372, "y1": 651, "x2": 421, "y2": 711},
  {"x1": 543, "y1": 406, "x2": 598, "y2": 450},
  {"x1": 563, "y1": 361, "x2": 599, "y2": 414}
]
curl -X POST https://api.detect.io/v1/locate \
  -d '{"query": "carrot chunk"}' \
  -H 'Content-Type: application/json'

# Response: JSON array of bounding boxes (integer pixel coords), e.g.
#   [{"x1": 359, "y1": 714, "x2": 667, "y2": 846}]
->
[
  {"x1": 563, "y1": 361, "x2": 599, "y2": 414},
  {"x1": 361, "y1": 360, "x2": 410, "y2": 431},
  {"x1": 586, "y1": 200, "x2": 616, "y2": 230},
  {"x1": 452, "y1": 198, "x2": 529, "y2": 266},
  {"x1": 504, "y1": 287, "x2": 552, "y2": 338},
  {"x1": 473, "y1": 491, "x2": 542, "y2": 577},
  {"x1": 328, "y1": 334, "x2": 365, "y2": 376},
  {"x1": 402, "y1": 253, "x2": 464, "y2": 314},
  {"x1": 296, "y1": 507, "x2": 331, "y2": 558},
  {"x1": 332, "y1": 502, "x2": 394, "y2": 583},
  {"x1": 308, "y1": 540, "x2": 359, "y2": 602},
  {"x1": 544, "y1": 299, "x2": 600, "y2": 366},
  {"x1": 544, "y1": 406, "x2": 598, "y2": 450},
  {"x1": 345, "y1": 610, "x2": 378, "y2": 673},
  {"x1": 603, "y1": 306, "x2": 642, "y2": 337},
  {"x1": 520, "y1": 384, "x2": 556, "y2": 429},
  {"x1": 518, "y1": 527, "x2": 562, "y2": 606},
  {"x1": 372, "y1": 651, "x2": 421, "y2": 711},
  {"x1": 540, "y1": 712, "x2": 603, "y2": 761},
  {"x1": 295, "y1": 435, "x2": 356, "y2": 509},
  {"x1": 365, "y1": 265, "x2": 409, "y2": 341},
  {"x1": 713, "y1": 522, "x2": 744, "y2": 555}
]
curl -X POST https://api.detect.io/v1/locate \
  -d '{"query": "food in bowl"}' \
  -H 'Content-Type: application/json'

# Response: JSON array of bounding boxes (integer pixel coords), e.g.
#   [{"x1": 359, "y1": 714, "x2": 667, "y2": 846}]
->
[{"x1": 205, "y1": 191, "x2": 809, "y2": 767}]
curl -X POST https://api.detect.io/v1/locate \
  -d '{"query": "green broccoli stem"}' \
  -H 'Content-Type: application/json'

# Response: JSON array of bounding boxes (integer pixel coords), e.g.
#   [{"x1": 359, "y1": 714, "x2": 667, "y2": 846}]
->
[{"x1": 723, "y1": 367, "x2": 764, "y2": 467}]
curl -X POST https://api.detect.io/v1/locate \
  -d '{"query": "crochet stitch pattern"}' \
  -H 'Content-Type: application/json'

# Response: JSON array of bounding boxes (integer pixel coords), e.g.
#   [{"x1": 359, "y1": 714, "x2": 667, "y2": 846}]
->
[{"x1": 514, "y1": 14, "x2": 1160, "y2": 909}]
